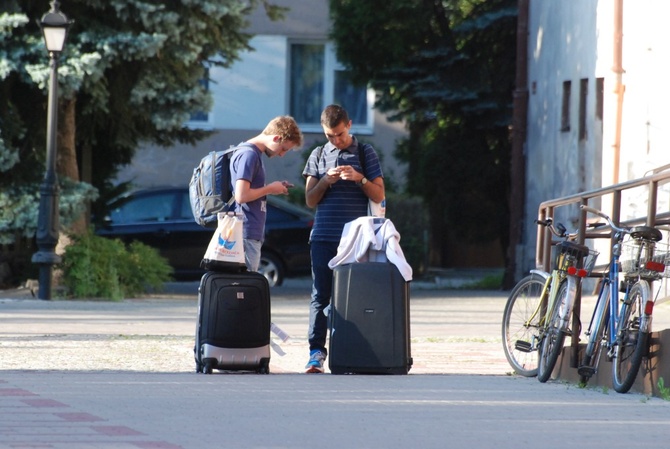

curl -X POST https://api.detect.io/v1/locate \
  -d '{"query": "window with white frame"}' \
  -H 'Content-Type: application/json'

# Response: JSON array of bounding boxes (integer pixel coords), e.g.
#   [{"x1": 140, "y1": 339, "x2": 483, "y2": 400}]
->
[{"x1": 289, "y1": 42, "x2": 374, "y2": 133}]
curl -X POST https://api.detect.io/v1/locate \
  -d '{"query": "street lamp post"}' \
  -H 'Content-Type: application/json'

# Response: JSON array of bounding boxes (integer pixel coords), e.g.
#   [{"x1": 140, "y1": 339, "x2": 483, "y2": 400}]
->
[{"x1": 32, "y1": 1, "x2": 71, "y2": 300}]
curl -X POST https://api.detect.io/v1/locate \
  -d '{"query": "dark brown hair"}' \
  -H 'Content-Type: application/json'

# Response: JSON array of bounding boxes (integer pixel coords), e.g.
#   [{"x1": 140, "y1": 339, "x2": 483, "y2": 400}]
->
[{"x1": 320, "y1": 104, "x2": 349, "y2": 129}]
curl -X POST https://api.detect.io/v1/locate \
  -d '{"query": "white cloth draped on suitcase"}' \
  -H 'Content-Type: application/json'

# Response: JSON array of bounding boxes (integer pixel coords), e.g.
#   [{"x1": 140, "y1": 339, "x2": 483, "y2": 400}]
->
[{"x1": 327, "y1": 217, "x2": 413, "y2": 281}]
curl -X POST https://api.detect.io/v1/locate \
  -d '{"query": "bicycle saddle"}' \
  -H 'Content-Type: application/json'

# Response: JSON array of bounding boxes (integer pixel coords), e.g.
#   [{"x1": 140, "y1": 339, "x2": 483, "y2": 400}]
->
[{"x1": 629, "y1": 226, "x2": 663, "y2": 242}]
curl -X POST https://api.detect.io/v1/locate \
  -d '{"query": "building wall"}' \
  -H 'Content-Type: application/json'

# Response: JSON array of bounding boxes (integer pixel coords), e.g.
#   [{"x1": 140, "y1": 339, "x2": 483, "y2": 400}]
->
[
  {"x1": 521, "y1": 0, "x2": 670, "y2": 275},
  {"x1": 614, "y1": 0, "x2": 670, "y2": 220},
  {"x1": 616, "y1": 1, "x2": 670, "y2": 180},
  {"x1": 523, "y1": 0, "x2": 602, "y2": 272},
  {"x1": 115, "y1": 0, "x2": 407, "y2": 192}
]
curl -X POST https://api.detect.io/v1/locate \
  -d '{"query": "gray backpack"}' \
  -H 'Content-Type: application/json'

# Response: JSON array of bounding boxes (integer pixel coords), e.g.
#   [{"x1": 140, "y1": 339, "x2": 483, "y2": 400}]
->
[{"x1": 188, "y1": 146, "x2": 236, "y2": 228}]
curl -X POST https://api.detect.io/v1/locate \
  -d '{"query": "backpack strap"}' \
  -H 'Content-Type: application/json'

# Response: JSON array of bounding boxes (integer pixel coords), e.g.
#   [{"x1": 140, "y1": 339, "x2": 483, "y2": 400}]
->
[
  {"x1": 210, "y1": 145, "x2": 237, "y2": 196},
  {"x1": 223, "y1": 195, "x2": 235, "y2": 210},
  {"x1": 357, "y1": 141, "x2": 367, "y2": 177},
  {"x1": 227, "y1": 143, "x2": 258, "y2": 209}
]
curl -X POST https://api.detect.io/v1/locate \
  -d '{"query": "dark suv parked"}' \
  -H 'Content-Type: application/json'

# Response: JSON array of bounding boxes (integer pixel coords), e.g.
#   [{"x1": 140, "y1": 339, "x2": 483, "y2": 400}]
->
[{"x1": 95, "y1": 187, "x2": 313, "y2": 287}]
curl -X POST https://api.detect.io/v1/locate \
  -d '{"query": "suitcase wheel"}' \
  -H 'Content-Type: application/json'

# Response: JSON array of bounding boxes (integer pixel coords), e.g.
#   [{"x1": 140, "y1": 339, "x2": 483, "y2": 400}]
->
[
  {"x1": 202, "y1": 360, "x2": 214, "y2": 374},
  {"x1": 256, "y1": 359, "x2": 270, "y2": 374}
]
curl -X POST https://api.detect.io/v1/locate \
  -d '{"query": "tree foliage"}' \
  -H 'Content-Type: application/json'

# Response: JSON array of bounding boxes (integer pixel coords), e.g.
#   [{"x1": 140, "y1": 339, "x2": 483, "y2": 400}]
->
[
  {"x1": 0, "y1": 0, "x2": 284, "y2": 287},
  {"x1": 329, "y1": 0, "x2": 516, "y2": 266},
  {"x1": 0, "y1": 0, "x2": 284, "y2": 246}
]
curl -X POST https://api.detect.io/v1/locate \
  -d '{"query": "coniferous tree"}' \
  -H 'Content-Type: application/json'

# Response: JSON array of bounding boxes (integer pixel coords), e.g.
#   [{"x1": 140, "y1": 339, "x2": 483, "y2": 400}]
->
[
  {"x1": 329, "y1": 0, "x2": 516, "y2": 267},
  {"x1": 0, "y1": 0, "x2": 284, "y2": 242}
]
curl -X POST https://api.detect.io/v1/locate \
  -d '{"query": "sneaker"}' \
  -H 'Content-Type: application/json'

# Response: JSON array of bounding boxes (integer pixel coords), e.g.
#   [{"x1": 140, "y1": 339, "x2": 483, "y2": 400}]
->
[{"x1": 305, "y1": 350, "x2": 326, "y2": 373}]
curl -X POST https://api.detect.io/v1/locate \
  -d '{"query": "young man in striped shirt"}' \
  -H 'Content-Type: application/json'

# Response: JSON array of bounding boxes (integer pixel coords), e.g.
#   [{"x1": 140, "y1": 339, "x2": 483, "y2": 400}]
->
[{"x1": 301, "y1": 104, "x2": 385, "y2": 373}]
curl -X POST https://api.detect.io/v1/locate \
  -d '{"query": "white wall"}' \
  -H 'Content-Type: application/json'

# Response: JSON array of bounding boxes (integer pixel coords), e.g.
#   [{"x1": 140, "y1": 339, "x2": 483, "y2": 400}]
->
[
  {"x1": 615, "y1": 0, "x2": 670, "y2": 220},
  {"x1": 211, "y1": 36, "x2": 290, "y2": 130}
]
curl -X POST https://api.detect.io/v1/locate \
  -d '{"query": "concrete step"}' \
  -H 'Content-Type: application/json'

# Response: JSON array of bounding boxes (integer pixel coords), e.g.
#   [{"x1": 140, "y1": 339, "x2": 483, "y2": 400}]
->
[{"x1": 551, "y1": 330, "x2": 670, "y2": 396}]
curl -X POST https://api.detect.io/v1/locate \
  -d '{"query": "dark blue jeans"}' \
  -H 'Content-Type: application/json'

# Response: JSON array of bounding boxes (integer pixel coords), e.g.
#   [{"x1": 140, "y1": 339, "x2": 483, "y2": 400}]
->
[{"x1": 308, "y1": 240, "x2": 339, "y2": 355}]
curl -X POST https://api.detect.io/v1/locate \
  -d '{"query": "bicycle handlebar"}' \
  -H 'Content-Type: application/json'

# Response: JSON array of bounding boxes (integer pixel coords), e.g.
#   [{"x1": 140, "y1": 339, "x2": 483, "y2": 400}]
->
[
  {"x1": 535, "y1": 217, "x2": 575, "y2": 239},
  {"x1": 580, "y1": 205, "x2": 629, "y2": 235}
]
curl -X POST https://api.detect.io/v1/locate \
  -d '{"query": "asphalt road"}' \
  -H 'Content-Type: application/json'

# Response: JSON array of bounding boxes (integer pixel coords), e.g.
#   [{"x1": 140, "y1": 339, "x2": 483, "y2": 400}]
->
[{"x1": 1, "y1": 280, "x2": 670, "y2": 448}]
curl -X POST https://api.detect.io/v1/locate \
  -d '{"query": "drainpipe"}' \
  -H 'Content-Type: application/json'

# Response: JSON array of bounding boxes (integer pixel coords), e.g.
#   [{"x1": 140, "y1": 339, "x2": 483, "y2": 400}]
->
[
  {"x1": 503, "y1": 0, "x2": 529, "y2": 289},
  {"x1": 612, "y1": 0, "x2": 624, "y2": 184}
]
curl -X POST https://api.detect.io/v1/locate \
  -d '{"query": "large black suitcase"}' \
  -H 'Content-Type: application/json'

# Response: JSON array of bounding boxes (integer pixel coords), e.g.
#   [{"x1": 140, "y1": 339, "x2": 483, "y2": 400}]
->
[
  {"x1": 329, "y1": 262, "x2": 412, "y2": 374},
  {"x1": 195, "y1": 270, "x2": 271, "y2": 374}
]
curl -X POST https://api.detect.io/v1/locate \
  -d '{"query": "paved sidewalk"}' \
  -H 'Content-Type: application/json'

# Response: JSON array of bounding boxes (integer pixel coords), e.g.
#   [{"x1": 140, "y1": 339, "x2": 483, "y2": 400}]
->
[
  {"x1": 2, "y1": 281, "x2": 670, "y2": 448},
  {"x1": 0, "y1": 281, "x2": 512, "y2": 375}
]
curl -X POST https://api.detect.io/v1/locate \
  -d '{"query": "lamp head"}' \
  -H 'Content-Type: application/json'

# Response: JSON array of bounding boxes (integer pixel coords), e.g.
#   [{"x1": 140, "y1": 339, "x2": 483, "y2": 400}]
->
[{"x1": 39, "y1": 1, "x2": 71, "y2": 53}]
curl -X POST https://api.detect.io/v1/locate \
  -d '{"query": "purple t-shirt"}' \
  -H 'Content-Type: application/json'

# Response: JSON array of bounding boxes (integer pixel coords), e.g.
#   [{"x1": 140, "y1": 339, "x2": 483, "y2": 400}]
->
[{"x1": 229, "y1": 143, "x2": 266, "y2": 241}]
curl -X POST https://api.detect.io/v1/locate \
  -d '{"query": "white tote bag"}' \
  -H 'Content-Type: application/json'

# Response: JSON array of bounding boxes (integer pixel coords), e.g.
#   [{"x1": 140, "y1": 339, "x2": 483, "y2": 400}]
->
[
  {"x1": 201, "y1": 211, "x2": 246, "y2": 271},
  {"x1": 368, "y1": 198, "x2": 386, "y2": 218}
]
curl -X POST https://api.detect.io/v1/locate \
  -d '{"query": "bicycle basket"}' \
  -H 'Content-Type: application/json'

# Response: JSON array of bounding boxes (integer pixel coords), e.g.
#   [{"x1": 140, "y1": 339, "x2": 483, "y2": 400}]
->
[
  {"x1": 554, "y1": 241, "x2": 599, "y2": 275},
  {"x1": 620, "y1": 240, "x2": 670, "y2": 279}
]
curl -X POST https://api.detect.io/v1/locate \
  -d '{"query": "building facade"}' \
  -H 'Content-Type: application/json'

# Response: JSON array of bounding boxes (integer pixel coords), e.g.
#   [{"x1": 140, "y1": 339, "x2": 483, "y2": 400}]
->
[
  {"x1": 519, "y1": 0, "x2": 670, "y2": 275},
  {"x1": 115, "y1": 0, "x2": 407, "y2": 191}
]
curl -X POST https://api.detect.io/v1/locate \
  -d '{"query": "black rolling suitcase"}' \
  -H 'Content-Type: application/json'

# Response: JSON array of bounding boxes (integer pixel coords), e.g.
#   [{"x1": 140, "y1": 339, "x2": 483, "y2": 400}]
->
[
  {"x1": 195, "y1": 270, "x2": 271, "y2": 374},
  {"x1": 329, "y1": 262, "x2": 412, "y2": 374}
]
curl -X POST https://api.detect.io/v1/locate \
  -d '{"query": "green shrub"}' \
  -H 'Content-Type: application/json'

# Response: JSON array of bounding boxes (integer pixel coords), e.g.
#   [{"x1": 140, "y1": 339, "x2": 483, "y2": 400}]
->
[
  {"x1": 385, "y1": 194, "x2": 429, "y2": 276},
  {"x1": 59, "y1": 230, "x2": 173, "y2": 300}
]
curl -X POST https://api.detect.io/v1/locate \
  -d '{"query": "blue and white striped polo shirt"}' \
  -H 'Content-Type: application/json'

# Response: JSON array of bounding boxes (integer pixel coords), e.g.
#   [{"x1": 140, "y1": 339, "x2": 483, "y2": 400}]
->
[{"x1": 302, "y1": 137, "x2": 383, "y2": 243}]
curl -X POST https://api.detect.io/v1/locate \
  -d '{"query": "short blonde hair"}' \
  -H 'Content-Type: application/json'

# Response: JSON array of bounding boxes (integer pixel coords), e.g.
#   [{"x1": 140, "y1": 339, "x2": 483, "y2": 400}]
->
[{"x1": 263, "y1": 116, "x2": 304, "y2": 148}]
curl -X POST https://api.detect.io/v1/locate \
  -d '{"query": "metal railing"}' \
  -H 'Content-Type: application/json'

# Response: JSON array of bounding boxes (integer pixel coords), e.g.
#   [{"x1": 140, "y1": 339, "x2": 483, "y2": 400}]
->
[{"x1": 536, "y1": 167, "x2": 670, "y2": 367}]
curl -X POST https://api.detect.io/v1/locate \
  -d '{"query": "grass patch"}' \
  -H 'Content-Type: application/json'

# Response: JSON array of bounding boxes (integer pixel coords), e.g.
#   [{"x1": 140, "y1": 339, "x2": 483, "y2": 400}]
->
[
  {"x1": 460, "y1": 273, "x2": 504, "y2": 290},
  {"x1": 658, "y1": 377, "x2": 670, "y2": 401}
]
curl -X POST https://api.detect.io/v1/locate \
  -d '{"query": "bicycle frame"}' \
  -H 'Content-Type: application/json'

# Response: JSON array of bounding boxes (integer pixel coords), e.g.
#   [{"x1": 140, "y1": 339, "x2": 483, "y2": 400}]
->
[
  {"x1": 583, "y1": 239, "x2": 658, "y2": 371},
  {"x1": 503, "y1": 216, "x2": 598, "y2": 378},
  {"x1": 520, "y1": 250, "x2": 589, "y2": 354},
  {"x1": 526, "y1": 268, "x2": 582, "y2": 329},
  {"x1": 524, "y1": 269, "x2": 558, "y2": 329},
  {"x1": 585, "y1": 246, "x2": 621, "y2": 362},
  {"x1": 579, "y1": 208, "x2": 661, "y2": 387}
]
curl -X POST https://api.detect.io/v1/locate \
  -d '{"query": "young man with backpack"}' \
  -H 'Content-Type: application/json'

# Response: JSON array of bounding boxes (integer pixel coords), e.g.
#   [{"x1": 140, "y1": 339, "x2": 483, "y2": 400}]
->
[
  {"x1": 301, "y1": 105, "x2": 385, "y2": 373},
  {"x1": 229, "y1": 115, "x2": 303, "y2": 271}
]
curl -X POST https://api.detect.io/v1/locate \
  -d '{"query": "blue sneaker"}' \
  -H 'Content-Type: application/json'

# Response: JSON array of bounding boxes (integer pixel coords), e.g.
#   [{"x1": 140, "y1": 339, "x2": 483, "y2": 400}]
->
[{"x1": 305, "y1": 350, "x2": 326, "y2": 373}]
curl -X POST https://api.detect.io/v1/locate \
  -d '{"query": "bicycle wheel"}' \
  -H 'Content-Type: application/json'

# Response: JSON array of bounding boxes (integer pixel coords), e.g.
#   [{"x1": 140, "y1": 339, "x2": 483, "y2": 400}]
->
[
  {"x1": 578, "y1": 284, "x2": 610, "y2": 383},
  {"x1": 537, "y1": 280, "x2": 570, "y2": 383},
  {"x1": 612, "y1": 281, "x2": 650, "y2": 393},
  {"x1": 502, "y1": 273, "x2": 546, "y2": 377}
]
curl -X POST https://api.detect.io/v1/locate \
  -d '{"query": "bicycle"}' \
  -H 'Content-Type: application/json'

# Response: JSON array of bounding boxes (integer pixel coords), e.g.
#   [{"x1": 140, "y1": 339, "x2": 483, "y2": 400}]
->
[
  {"x1": 578, "y1": 205, "x2": 669, "y2": 393},
  {"x1": 502, "y1": 218, "x2": 598, "y2": 380}
]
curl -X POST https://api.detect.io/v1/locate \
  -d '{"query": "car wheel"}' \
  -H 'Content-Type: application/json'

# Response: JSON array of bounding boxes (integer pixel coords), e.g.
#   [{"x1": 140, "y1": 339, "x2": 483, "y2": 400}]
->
[{"x1": 259, "y1": 252, "x2": 284, "y2": 287}]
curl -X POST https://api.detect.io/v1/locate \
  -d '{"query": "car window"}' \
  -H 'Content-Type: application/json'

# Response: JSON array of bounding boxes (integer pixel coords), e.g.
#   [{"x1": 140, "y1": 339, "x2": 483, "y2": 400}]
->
[
  {"x1": 110, "y1": 192, "x2": 175, "y2": 224},
  {"x1": 178, "y1": 192, "x2": 194, "y2": 220}
]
